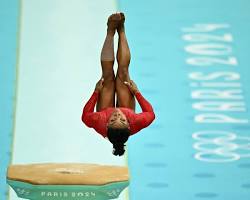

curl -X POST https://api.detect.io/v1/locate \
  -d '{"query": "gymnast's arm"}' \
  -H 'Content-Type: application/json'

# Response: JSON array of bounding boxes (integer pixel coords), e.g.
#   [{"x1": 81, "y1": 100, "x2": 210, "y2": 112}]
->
[
  {"x1": 135, "y1": 91, "x2": 154, "y2": 113},
  {"x1": 124, "y1": 80, "x2": 155, "y2": 129},
  {"x1": 131, "y1": 91, "x2": 155, "y2": 134},
  {"x1": 82, "y1": 78, "x2": 104, "y2": 127},
  {"x1": 81, "y1": 90, "x2": 99, "y2": 127}
]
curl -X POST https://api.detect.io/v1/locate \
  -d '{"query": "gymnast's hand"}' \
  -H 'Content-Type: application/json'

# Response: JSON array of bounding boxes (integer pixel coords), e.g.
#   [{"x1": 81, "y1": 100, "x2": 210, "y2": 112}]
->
[
  {"x1": 95, "y1": 77, "x2": 104, "y2": 92},
  {"x1": 124, "y1": 80, "x2": 139, "y2": 95}
]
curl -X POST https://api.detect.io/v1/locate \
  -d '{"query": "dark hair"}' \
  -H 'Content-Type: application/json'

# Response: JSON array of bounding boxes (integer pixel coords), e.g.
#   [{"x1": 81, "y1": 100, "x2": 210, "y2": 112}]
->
[{"x1": 107, "y1": 127, "x2": 130, "y2": 156}]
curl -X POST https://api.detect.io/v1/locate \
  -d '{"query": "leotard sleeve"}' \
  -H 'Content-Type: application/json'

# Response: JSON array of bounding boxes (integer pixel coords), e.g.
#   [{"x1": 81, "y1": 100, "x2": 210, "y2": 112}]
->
[
  {"x1": 132, "y1": 91, "x2": 155, "y2": 134},
  {"x1": 81, "y1": 90, "x2": 100, "y2": 128}
]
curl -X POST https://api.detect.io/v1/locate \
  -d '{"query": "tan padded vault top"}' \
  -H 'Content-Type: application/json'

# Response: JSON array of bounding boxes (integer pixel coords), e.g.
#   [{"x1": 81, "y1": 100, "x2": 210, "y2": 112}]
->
[{"x1": 7, "y1": 163, "x2": 129, "y2": 185}]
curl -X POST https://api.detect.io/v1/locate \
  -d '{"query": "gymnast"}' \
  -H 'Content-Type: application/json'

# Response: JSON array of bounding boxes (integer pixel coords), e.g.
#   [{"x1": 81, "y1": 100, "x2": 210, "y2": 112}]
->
[{"x1": 82, "y1": 12, "x2": 155, "y2": 156}]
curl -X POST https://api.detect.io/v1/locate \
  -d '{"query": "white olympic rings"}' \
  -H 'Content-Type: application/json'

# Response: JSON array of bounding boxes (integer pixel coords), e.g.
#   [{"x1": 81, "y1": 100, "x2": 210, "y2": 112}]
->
[{"x1": 192, "y1": 131, "x2": 250, "y2": 163}]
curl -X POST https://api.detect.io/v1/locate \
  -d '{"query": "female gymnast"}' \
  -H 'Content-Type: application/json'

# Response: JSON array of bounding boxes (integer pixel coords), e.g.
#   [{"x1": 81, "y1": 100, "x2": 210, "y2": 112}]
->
[{"x1": 82, "y1": 13, "x2": 155, "y2": 156}]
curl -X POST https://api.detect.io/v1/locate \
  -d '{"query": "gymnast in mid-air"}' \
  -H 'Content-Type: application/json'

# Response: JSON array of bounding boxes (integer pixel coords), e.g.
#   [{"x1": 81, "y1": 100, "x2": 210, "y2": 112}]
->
[{"x1": 82, "y1": 12, "x2": 155, "y2": 156}]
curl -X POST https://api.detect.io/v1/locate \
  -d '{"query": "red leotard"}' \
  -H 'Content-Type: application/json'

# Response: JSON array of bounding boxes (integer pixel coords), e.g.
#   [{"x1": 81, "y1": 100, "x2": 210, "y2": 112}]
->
[{"x1": 82, "y1": 90, "x2": 155, "y2": 138}]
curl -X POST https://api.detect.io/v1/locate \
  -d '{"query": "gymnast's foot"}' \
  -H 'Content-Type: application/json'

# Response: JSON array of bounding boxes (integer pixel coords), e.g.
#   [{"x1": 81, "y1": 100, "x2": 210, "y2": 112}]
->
[
  {"x1": 117, "y1": 12, "x2": 125, "y2": 34},
  {"x1": 107, "y1": 13, "x2": 121, "y2": 35}
]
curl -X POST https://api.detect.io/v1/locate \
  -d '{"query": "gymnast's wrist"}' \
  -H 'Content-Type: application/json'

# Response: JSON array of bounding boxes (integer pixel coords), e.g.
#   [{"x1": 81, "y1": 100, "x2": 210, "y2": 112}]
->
[
  {"x1": 133, "y1": 90, "x2": 139, "y2": 95},
  {"x1": 94, "y1": 89, "x2": 100, "y2": 93}
]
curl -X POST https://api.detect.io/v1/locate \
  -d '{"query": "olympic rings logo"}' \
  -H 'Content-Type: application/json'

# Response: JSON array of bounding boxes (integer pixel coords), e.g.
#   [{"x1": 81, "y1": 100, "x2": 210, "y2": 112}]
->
[{"x1": 192, "y1": 131, "x2": 250, "y2": 163}]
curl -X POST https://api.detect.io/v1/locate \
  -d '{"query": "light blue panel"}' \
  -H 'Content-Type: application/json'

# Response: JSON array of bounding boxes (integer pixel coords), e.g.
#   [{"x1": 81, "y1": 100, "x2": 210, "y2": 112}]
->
[
  {"x1": 0, "y1": 0, "x2": 20, "y2": 200},
  {"x1": 8, "y1": 1, "x2": 130, "y2": 200},
  {"x1": 119, "y1": 0, "x2": 250, "y2": 199}
]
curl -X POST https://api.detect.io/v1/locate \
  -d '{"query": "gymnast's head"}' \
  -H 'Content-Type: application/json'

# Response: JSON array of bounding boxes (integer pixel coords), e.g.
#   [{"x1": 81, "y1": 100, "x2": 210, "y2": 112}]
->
[{"x1": 106, "y1": 110, "x2": 130, "y2": 156}]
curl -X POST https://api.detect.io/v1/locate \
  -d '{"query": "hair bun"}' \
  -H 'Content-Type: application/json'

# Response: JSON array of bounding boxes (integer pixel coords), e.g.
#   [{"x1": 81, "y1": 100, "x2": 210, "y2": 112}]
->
[
  {"x1": 113, "y1": 147, "x2": 125, "y2": 156},
  {"x1": 113, "y1": 143, "x2": 125, "y2": 149},
  {"x1": 113, "y1": 143, "x2": 126, "y2": 156}
]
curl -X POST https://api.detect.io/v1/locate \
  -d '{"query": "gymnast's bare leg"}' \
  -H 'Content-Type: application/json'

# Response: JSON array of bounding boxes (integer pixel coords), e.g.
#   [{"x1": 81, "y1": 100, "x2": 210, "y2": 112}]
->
[
  {"x1": 96, "y1": 14, "x2": 120, "y2": 112},
  {"x1": 115, "y1": 13, "x2": 136, "y2": 111}
]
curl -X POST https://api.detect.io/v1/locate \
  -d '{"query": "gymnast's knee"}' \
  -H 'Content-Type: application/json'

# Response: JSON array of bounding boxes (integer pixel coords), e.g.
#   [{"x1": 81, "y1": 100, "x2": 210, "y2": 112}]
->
[
  {"x1": 117, "y1": 68, "x2": 130, "y2": 81},
  {"x1": 102, "y1": 71, "x2": 115, "y2": 81}
]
